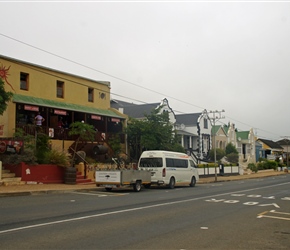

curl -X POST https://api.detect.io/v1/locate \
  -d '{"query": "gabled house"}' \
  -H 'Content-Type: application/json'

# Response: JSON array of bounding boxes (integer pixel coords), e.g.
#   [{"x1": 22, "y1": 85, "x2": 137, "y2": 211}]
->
[
  {"x1": 211, "y1": 125, "x2": 227, "y2": 150},
  {"x1": 175, "y1": 110, "x2": 211, "y2": 161},
  {"x1": 236, "y1": 129, "x2": 256, "y2": 163},
  {"x1": 223, "y1": 123, "x2": 256, "y2": 165},
  {"x1": 256, "y1": 138, "x2": 283, "y2": 160},
  {"x1": 111, "y1": 99, "x2": 211, "y2": 161},
  {"x1": 223, "y1": 122, "x2": 237, "y2": 145}
]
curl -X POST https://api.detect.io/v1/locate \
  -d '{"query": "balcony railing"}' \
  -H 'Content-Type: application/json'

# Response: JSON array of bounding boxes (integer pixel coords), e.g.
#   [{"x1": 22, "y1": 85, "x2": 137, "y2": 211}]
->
[{"x1": 15, "y1": 124, "x2": 125, "y2": 144}]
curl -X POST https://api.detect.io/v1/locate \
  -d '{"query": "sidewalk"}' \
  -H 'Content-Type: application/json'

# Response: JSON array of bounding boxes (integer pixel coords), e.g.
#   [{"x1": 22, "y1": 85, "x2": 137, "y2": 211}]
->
[{"x1": 0, "y1": 170, "x2": 288, "y2": 197}]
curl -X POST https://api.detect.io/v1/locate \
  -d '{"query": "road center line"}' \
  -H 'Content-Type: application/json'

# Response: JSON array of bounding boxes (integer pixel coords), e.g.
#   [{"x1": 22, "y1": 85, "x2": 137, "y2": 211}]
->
[{"x1": 1, "y1": 181, "x2": 289, "y2": 235}]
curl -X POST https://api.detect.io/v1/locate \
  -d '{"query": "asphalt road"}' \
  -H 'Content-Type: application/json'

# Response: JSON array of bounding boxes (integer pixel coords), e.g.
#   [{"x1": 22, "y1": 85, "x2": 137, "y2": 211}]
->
[{"x1": 1, "y1": 175, "x2": 290, "y2": 249}]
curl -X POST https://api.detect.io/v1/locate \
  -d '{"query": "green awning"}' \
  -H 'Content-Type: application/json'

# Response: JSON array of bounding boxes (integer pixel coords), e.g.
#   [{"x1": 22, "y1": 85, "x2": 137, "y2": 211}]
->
[{"x1": 13, "y1": 94, "x2": 123, "y2": 119}]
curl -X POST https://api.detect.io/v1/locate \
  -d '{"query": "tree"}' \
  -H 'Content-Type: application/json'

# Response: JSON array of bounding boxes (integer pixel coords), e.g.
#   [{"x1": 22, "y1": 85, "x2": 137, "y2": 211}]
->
[
  {"x1": 209, "y1": 148, "x2": 226, "y2": 162},
  {"x1": 225, "y1": 142, "x2": 239, "y2": 164},
  {"x1": 0, "y1": 78, "x2": 13, "y2": 115},
  {"x1": 126, "y1": 107, "x2": 184, "y2": 160},
  {"x1": 68, "y1": 121, "x2": 96, "y2": 165},
  {"x1": 226, "y1": 142, "x2": 238, "y2": 155}
]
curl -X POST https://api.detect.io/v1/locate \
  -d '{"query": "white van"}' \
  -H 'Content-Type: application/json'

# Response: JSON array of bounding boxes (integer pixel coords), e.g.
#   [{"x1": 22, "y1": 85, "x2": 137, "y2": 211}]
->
[{"x1": 138, "y1": 150, "x2": 199, "y2": 188}]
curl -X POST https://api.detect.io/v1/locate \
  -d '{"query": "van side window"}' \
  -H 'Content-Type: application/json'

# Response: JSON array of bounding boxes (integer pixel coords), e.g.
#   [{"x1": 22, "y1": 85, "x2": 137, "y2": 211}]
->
[
  {"x1": 175, "y1": 159, "x2": 187, "y2": 168},
  {"x1": 166, "y1": 158, "x2": 174, "y2": 167},
  {"x1": 166, "y1": 158, "x2": 188, "y2": 168},
  {"x1": 139, "y1": 158, "x2": 163, "y2": 168}
]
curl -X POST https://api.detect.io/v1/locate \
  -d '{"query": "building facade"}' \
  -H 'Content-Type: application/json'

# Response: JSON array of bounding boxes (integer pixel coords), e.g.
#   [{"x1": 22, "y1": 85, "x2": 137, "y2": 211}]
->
[
  {"x1": 0, "y1": 55, "x2": 126, "y2": 156},
  {"x1": 175, "y1": 110, "x2": 212, "y2": 161}
]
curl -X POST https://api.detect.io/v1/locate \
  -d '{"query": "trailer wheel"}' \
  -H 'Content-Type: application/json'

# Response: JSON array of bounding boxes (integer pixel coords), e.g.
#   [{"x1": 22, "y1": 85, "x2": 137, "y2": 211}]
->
[
  {"x1": 189, "y1": 176, "x2": 196, "y2": 187},
  {"x1": 133, "y1": 181, "x2": 142, "y2": 192},
  {"x1": 168, "y1": 177, "x2": 175, "y2": 189},
  {"x1": 105, "y1": 187, "x2": 112, "y2": 191}
]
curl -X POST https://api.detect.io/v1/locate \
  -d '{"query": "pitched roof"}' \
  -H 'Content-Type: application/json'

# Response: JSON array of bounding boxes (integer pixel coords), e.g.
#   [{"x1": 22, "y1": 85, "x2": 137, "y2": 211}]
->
[
  {"x1": 223, "y1": 125, "x2": 229, "y2": 134},
  {"x1": 123, "y1": 103, "x2": 160, "y2": 118},
  {"x1": 211, "y1": 125, "x2": 221, "y2": 135},
  {"x1": 276, "y1": 139, "x2": 290, "y2": 146},
  {"x1": 236, "y1": 131, "x2": 250, "y2": 140},
  {"x1": 175, "y1": 113, "x2": 202, "y2": 126},
  {"x1": 110, "y1": 99, "x2": 137, "y2": 109},
  {"x1": 257, "y1": 138, "x2": 283, "y2": 150},
  {"x1": 110, "y1": 99, "x2": 160, "y2": 118}
]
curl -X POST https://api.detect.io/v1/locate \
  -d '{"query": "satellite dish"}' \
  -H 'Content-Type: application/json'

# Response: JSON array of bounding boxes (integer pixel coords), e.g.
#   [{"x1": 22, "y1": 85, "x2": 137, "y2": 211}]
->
[
  {"x1": 238, "y1": 137, "x2": 241, "y2": 141},
  {"x1": 180, "y1": 124, "x2": 185, "y2": 130}
]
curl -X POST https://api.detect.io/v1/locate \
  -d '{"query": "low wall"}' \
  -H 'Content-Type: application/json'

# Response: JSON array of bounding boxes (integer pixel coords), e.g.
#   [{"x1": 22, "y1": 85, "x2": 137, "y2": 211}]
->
[{"x1": 4, "y1": 162, "x2": 65, "y2": 184}]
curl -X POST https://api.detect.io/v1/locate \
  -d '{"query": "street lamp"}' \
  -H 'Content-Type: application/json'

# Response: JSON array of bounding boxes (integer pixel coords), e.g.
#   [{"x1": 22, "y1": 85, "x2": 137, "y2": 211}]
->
[{"x1": 208, "y1": 109, "x2": 225, "y2": 182}]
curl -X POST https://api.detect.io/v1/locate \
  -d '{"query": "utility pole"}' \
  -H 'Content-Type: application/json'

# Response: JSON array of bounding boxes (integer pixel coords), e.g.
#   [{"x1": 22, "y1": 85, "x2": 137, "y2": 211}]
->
[{"x1": 208, "y1": 109, "x2": 225, "y2": 182}]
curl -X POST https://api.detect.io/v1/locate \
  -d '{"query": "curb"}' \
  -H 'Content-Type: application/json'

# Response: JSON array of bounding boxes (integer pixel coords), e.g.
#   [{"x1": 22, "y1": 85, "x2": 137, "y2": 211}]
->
[
  {"x1": 0, "y1": 187, "x2": 103, "y2": 197},
  {"x1": 0, "y1": 172, "x2": 288, "y2": 197}
]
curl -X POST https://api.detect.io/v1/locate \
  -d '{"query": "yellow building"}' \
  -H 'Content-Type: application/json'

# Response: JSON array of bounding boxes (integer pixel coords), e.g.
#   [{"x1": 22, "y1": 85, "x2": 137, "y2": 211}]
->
[{"x1": 0, "y1": 55, "x2": 127, "y2": 158}]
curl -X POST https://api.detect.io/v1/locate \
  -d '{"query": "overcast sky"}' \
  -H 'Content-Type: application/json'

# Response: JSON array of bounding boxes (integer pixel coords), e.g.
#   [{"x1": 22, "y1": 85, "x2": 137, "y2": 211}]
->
[{"x1": 0, "y1": 1, "x2": 289, "y2": 141}]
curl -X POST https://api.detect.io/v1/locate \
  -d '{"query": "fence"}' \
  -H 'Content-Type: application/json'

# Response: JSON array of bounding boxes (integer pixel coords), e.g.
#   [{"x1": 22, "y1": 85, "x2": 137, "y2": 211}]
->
[{"x1": 198, "y1": 164, "x2": 240, "y2": 177}]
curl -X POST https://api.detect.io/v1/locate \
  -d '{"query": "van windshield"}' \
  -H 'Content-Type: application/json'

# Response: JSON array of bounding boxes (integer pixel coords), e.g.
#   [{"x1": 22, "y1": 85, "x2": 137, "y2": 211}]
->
[{"x1": 139, "y1": 158, "x2": 163, "y2": 168}]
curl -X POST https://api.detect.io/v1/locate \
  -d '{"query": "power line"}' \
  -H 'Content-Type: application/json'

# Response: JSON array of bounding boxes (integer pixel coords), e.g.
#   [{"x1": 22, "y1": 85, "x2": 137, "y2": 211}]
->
[
  {"x1": 0, "y1": 32, "x2": 206, "y2": 111},
  {"x1": 0, "y1": 32, "x2": 285, "y2": 139}
]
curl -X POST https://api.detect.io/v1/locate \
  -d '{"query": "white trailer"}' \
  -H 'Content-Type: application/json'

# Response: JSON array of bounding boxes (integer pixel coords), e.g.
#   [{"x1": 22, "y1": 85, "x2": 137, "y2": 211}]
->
[{"x1": 95, "y1": 169, "x2": 151, "y2": 192}]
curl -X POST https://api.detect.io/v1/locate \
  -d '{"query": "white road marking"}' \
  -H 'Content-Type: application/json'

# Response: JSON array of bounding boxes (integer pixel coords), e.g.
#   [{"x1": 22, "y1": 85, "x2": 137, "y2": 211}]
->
[
  {"x1": 68, "y1": 191, "x2": 128, "y2": 196},
  {"x1": 258, "y1": 210, "x2": 290, "y2": 221},
  {"x1": 1, "y1": 181, "x2": 289, "y2": 235},
  {"x1": 259, "y1": 203, "x2": 280, "y2": 208}
]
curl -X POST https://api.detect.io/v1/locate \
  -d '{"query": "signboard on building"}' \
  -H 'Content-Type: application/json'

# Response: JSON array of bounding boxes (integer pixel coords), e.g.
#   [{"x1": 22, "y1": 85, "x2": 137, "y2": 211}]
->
[
  {"x1": 54, "y1": 109, "x2": 67, "y2": 115},
  {"x1": 24, "y1": 105, "x2": 39, "y2": 111},
  {"x1": 91, "y1": 115, "x2": 102, "y2": 120}
]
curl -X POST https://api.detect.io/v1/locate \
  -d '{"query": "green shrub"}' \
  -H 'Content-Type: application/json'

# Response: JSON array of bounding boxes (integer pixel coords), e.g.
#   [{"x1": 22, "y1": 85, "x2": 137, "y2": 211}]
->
[
  {"x1": 0, "y1": 148, "x2": 37, "y2": 165},
  {"x1": 43, "y1": 149, "x2": 71, "y2": 167},
  {"x1": 248, "y1": 163, "x2": 258, "y2": 173},
  {"x1": 257, "y1": 161, "x2": 265, "y2": 170},
  {"x1": 198, "y1": 163, "x2": 216, "y2": 168},
  {"x1": 35, "y1": 133, "x2": 50, "y2": 164},
  {"x1": 257, "y1": 160, "x2": 278, "y2": 170},
  {"x1": 226, "y1": 153, "x2": 239, "y2": 164},
  {"x1": 209, "y1": 148, "x2": 226, "y2": 161},
  {"x1": 266, "y1": 160, "x2": 278, "y2": 170}
]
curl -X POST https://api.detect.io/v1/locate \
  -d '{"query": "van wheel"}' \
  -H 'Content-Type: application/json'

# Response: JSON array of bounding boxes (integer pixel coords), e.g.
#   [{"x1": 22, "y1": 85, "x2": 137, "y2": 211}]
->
[
  {"x1": 169, "y1": 177, "x2": 175, "y2": 189},
  {"x1": 190, "y1": 176, "x2": 196, "y2": 187},
  {"x1": 133, "y1": 181, "x2": 142, "y2": 192}
]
